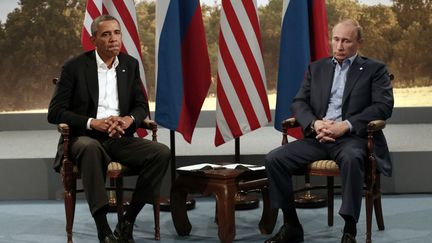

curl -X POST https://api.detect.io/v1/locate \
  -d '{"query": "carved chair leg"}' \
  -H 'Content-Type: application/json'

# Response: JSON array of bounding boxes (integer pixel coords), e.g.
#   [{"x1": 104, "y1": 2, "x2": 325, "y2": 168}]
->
[
  {"x1": 64, "y1": 182, "x2": 76, "y2": 243},
  {"x1": 153, "y1": 197, "x2": 161, "y2": 240},
  {"x1": 327, "y1": 176, "x2": 334, "y2": 227},
  {"x1": 373, "y1": 176, "x2": 385, "y2": 231},
  {"x1": 365, "y1": 190, "x2": 373, "y2": 243}
]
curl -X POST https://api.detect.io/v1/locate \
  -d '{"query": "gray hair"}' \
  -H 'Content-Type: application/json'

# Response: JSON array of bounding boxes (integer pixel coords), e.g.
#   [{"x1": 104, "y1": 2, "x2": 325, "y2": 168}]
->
[
  {"x1": 334, "y1": 19, "x2": 363, "y2": 41},
  {"x1": 90, "y1": 15, "x2": 120, "y2": 36}
]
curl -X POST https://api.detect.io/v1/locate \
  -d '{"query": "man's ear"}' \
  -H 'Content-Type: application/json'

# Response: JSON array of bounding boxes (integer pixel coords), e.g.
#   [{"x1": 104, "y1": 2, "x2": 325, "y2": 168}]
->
[
  {"x1": 90, "y1": 36, "x2": 96, "y2": 46},
  {"x1": 358, "y1": 38, "x2": 364, "y2": 47}
]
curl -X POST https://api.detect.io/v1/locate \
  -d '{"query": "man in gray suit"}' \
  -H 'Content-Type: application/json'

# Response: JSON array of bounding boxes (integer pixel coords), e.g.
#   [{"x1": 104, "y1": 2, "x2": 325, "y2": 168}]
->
[
  {"x1": 48, "y1": 15, "x2": 170, "y2": 243},
  {"x1": 264, "y1": 19, "x2": 394, "y2": 243}
]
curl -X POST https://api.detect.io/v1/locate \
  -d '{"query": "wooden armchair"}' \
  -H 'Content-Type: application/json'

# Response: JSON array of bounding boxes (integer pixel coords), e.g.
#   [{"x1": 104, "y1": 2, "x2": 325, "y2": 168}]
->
[
  {"x1": 58, "y1": 119, "x2": 161, "y2": 243},
  {"x1": 282, "y1": 117, "x2": 385, "y2": 243}
]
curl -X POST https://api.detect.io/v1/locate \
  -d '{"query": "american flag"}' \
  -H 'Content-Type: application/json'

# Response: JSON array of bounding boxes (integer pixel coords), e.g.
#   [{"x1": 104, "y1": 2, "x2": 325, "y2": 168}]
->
[
  {"x1": 215, "y1": 0, "x2": 271, "y2": 146},
  {"x1": 81, "y1": 0, "x2": 149, "y2": 136}
]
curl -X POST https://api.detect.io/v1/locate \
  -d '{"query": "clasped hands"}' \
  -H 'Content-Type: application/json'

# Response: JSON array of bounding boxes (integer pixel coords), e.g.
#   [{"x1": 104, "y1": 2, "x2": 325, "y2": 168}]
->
[
  {"x1": 314, "y1": 119, "x2": 350, "y2": 143},
  {"x1": 90, "y1": 115, "x2": 134, "y2": 138}
]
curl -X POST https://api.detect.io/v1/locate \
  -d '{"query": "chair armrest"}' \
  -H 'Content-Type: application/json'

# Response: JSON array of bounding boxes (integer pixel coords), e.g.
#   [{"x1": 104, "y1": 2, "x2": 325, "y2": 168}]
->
[
  {"x1": 142, "y1": 118, "x2": 157, "y2": 130},
  {"x1": 282, "y1": 118, "x2": 299, "y2": 129},
  {"x1": 57, "y1": 123, "x2": 70, "y2": 136},
  {"x1": 141, "y1": 118, "x2": 158, "y2": 142},
  {"x1": 367, "y1": 120, "x2": 386, "y2": 132}
]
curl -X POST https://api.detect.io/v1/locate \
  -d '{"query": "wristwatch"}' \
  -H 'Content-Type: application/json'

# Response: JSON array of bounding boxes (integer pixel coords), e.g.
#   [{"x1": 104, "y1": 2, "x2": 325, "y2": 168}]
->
[{"x1": 310, "y1": 120, "x2": 316, "y2": 133}]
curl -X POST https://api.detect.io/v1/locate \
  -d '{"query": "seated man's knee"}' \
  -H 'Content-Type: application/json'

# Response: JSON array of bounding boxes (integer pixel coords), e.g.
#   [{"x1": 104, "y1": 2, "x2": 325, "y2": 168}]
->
[
  {"x1": 265, "y1": 148, "x2": 288, "y2": 172},
  {"x1": 73, "y1": 136, "x2": 103, "y2": 154},
  {"x1": 338, "y1": 147, "x2": 366, "y2": 170},
  {"x1": 159, "y1": 143, "x2": 171, "y2": 162}
]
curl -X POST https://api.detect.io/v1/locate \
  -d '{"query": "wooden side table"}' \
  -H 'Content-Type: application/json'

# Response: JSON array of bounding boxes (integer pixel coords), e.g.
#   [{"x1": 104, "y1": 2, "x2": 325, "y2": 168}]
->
[{"x1": 170, "y1": 167, "x2": 277, "y2": 243}]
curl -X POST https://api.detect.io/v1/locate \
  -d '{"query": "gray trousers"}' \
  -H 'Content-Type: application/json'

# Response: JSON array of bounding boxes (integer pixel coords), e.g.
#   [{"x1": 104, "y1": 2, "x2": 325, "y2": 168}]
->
[
  {"x1": 70, "y1": 136, "x2": 170, "y2": 215},
  {"x1": 265, "y1": 135, "x2": 366, "y2": 221}
]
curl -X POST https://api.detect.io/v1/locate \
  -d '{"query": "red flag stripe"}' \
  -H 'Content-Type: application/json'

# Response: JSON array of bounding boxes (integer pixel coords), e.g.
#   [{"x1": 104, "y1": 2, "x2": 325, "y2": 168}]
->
[
  {"x1": 241, "y1": 0, "x2": 263, "y2": 49},
  {"x1": 86, "y1": 0, "x2": 102, "y2": 20}
]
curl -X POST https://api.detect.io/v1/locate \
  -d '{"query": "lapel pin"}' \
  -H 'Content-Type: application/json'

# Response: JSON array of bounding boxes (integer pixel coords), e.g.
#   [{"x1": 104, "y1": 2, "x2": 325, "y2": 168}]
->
[
  {"x1": 359, "y1": 67, "x2": 363, "y2": 71},
  {"x1": 122, "y1": 69, "x2": 126, "y2": 72}
]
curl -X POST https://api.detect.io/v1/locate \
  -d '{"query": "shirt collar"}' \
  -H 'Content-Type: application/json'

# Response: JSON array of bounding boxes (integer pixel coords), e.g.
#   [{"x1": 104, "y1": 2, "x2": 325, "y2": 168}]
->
[
  {"x1": 95, "y1": 50, "x2": 119, "y2": 70},
  {"x1": 332, "y1": 54, "x2": 357, "y2": 67}
]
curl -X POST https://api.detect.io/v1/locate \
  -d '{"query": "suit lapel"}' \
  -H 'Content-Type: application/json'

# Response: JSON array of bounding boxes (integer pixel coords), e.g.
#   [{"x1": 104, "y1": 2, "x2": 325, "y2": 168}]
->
[
  {"x1": 320, "y1": 59, "x2": 335, "y2": 117},
  {"x1": 116, "y1": 54, "x2": 128, "y2": 115},
  {"x1": 85, "y1": 52, "x2": 99, "y2": 108},
  {"x1": 343, "y1": 56, "x2": 365, "y2": 104}
]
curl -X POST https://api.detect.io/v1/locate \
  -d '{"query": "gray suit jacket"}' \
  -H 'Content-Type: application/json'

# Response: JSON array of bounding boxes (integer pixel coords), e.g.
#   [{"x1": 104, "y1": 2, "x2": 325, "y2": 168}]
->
[
  {"x1": 47, "y1": 51, "x2": 148, "y2": 171},
  {"x1": 291, "y1": 56, "x2": 394, "y2": 176}
]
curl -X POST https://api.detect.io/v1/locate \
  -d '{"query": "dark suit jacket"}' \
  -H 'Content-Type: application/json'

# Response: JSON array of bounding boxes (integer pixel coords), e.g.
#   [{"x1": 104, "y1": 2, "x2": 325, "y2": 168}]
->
[
  {"x1": 47, "y1": 51, "x2": 148, "y2": 171},
  {"x1": 291, "y1": 56, "x2": 394, "y2": 176}
]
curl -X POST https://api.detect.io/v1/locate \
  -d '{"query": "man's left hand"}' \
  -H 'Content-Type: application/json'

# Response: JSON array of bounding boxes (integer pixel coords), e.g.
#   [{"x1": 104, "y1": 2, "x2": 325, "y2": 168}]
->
[
  {"x1": 325, "y1": 121, "x2": 350, "y2": 139},
  {"x1": 315, "y1": 120, "x2": 349, "y2": 143},
  {"x1": 106, "y1": 116, "x2": 134, "y2": 138}
]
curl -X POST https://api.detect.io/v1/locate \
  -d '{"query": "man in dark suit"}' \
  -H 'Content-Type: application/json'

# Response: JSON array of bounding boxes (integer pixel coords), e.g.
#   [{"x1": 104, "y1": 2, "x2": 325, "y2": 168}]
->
[
  {"x1": 48, "y1": 15, "x2": 170, "y2": 243},
  {"x1": 264, "y1": 19, "x2": 394, "y2": 243}
]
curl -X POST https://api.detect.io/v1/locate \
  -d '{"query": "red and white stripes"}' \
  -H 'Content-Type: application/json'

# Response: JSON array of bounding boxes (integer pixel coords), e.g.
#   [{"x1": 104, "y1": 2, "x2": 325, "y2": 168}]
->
[
  {"x1": 215, "y1": 0, "x2": 271, "y2": 146},
  {"x1": 81, "y1": 0, "x2": 147, "y2": 93}
]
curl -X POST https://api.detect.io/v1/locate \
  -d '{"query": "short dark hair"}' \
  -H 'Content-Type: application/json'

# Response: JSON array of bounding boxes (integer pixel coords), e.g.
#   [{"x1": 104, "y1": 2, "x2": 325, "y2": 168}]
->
[
  {"x1": 90, "y1": 15, "x2": 120, "y2": 36},
  {"x1": 334, "y1": 19, "x2": 363, "y2": 41}
]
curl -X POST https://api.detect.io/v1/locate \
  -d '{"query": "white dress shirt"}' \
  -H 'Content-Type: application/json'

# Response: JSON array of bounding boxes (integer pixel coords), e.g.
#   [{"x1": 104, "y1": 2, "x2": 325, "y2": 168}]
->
[{"x1": 86, "y1": 50, "x2": 120, "y2": 129}]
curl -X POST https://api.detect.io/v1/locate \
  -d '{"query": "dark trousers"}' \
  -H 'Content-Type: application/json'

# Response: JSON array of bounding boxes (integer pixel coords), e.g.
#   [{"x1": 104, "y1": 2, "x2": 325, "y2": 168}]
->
[
  {"x1": 70, "y1": 136, "x2": 170, "y2": 215},
  {"x1": 265, "y1": 135, "x2": 366, "y2": 221}
]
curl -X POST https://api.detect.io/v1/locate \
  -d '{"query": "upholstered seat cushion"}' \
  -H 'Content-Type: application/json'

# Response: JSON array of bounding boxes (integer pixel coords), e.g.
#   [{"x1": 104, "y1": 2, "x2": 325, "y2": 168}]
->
[
  {"x1": 107, "y1": 162, "x2": 127, "y2": 178},
  {"x1": 70, "y1": 162, "x2": 137, "y2": 179},
  {"x1": 308, "y1": 160, "x2": 340, "y2": 176}
]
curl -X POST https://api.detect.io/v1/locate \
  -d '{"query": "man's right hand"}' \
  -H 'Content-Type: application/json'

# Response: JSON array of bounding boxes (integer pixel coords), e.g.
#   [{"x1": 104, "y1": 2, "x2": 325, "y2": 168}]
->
[{"x1": 90, "y1": 118, "x2": 112, "y2": 133}]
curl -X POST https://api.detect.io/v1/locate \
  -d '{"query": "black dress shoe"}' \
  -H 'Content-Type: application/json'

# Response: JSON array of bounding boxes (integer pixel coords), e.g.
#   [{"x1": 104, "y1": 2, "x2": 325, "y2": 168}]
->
[
  {"x1": 264, "y1": 224, "x2": 304, "y2": 243},
  {"x1": 98, "y1": 231, "x2": 118, "y2": 243},
  {"x1": 341, "y1": 233, "x2": 357, "y2": 243},
  {"x1": 114, "y1": 220, "x2": 135, "y2": 243}
]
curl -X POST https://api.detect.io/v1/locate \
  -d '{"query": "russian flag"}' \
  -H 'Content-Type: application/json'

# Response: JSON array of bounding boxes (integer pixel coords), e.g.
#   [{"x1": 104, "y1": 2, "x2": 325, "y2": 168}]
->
[
  {"x1": 274, "y1": 0, "x2": 329, "y2": 135},
  {"x1": 155, "y1": 0, "x2": 211, "y2": 143}
]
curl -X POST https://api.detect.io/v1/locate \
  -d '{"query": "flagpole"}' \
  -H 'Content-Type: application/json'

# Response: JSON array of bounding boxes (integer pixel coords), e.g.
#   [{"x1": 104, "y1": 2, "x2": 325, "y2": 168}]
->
[
  {"x1": 160, "y1": 130, "x2": 196, "y2": 211},
  {"x1": 234, "y1": 138, "x2": 240, "y2": 163},
  {"x1": 233, "y1": 137, "x2": 260, "y2": 210},
  {"x1": 170, "y1": 131, "x2": 176, "y2": 184}
]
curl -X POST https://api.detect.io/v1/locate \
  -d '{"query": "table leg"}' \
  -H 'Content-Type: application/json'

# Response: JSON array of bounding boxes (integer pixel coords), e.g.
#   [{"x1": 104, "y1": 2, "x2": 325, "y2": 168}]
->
[
  {"x1": 171, "y1": 179, "x2": 192, "y2": 236},
  {"x1": 214, "y1": 184, "x2": 236, "y2": 243}
]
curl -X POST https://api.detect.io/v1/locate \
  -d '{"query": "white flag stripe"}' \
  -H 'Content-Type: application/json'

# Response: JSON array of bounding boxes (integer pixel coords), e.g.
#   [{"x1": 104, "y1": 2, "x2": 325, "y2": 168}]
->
[
  {"x1": 217, "y1": 50, "x2": 250, "y2": 132},
  {"x1": 84, "y1": 11, "x2": 94, "y2": 34},
  {"x1": 124, "y1": 0, "x2": 139, "y2": 30},
  {"x1": 215, "y1": 100, "x2": 233, "y2": 142},
  {"x1": 232, "y1": 1, "x2": 266, "y2": 85},
  {"x1": 220, "y1": 12, "x2": 268, "y2": 124}
]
